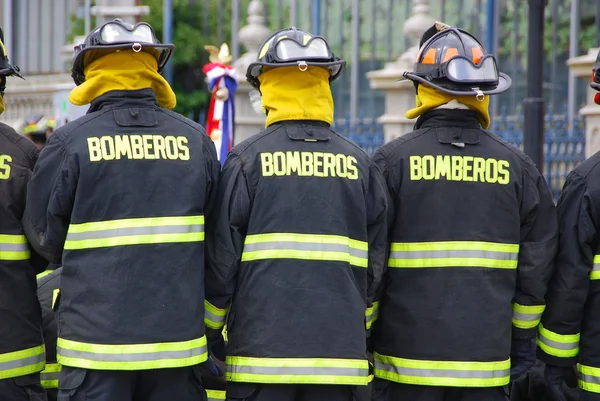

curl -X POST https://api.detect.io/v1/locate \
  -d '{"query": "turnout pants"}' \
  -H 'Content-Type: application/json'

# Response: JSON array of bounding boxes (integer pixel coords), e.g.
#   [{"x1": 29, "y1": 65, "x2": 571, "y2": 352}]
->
[
  {"x1": 0, "y1": 373, "x2": 47, "y2": 401},
  {"x1": 57, "y1": 366, "x2": 205, "y2": 401},
  {"x1": 371, "y1": 379, "x2": 509, "y2": 401},
  {"x1": 225, "y1": 382, "x2": 369, "y2": 401}
]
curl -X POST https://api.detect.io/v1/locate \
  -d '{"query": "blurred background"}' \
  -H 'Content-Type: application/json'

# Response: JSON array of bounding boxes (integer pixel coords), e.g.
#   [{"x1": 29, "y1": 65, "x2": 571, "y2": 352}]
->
[{"x1": 0, "y1": 0, "x2": 598, "y2": 197}]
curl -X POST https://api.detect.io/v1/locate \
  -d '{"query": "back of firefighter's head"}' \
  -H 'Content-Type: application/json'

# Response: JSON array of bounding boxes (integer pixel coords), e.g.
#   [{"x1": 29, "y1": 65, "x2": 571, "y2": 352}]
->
[
  {"x1": 402, "y1": 22, "x2": 512, "y2": 129},
  {"x1": 71, "y1": 19, "x2": 174, "y2": 86},
  {"x1": 245, "y1": 27, "x2": 346, "y2": 126},
  {"x1": 592, "y1": 49, "x2": 600, "y2": 105},
  {"x1": 22, "y1": 114, "x2": 55, "y2": 149},
  {"x1": 0, "y1": 27, "x2": 24, "y2": 113}
]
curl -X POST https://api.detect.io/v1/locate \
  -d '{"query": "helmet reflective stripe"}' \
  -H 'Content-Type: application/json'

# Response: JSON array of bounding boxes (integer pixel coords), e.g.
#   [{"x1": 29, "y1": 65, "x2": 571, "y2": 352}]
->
[{"x1": 0, "y1": 40, "x2": 6, "y2": 59}]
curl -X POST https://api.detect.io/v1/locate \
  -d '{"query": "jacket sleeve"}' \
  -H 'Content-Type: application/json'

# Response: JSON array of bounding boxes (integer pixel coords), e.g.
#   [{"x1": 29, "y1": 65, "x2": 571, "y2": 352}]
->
[
  {"x1": 22, "y1": 133, "x2": 77, "y2": 264},
  {"x1": 365, "y1": 161, "x2": 388, "y2": 332},
  {"x1": 537, "y1": 172, "x2": 596, "y2": 366},
  {"x1": 512, "y1": 166, "x2": 558, "y2": 339},
  {"x1": 204, "y1": 153, "x2": 251, "y2": 341},
  {"x1": 368, "y1": 149, "x2": 396, "y2": 332}
]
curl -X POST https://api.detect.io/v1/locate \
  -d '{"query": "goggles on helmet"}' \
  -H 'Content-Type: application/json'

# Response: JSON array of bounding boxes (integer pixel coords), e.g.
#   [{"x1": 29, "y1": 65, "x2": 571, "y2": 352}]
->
[
  {"x1": 94, "y1": 21, "x2": 159, "y2": 46},
  {"x1": 415, "y1": 54, "x2": 499, "y2": 84}
]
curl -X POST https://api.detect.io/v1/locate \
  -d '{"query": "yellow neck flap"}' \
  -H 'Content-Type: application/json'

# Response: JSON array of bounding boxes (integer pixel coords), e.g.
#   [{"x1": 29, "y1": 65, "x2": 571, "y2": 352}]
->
[
  {"x1": 259, "y1": 66, "x2": 334, "y2": 127},
  {"x1": 69, "y1": 50, "x2": 176, "y2": 109},
  {"x1": 405, "y1": 84, "x2": 491, "y2": 129},
  {"x1": 0, "y1": 95, "x2": 5, "y2": 115}
]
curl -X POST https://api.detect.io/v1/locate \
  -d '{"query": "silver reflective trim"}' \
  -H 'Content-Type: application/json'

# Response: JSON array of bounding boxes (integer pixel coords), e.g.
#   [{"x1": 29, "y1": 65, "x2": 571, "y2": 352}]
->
[
  {"x1": 580, "y1": 373, "x2": 600, "y2": 385},
  {"x1": 593, "y1": 263, "x2": 600, "y2": 272},
  {"x1": 66, "y1": 224, "x2": 204, "y2": 241},
  {"x1": 389, "y1": 249, "x2": 518, "y2": 260},
  {"x1": 0, "y1": 353, "x2": 45, "y2": 372},
  {"x1": 243, "y1": 241, "x2": 368, "y2": 259},
  {"x1": 512, "y1": 311, "x2": 543, "y2": 322},
  {"x1": 228, "y1": 364, "x2": 369, "y2": 377},
  {"x1": 537, "y1": 334, "x2": 579, "y2": 351},
  {"x1": 205, "y1": 309, "x2": 226, "y2": 325},
  {"x1": 57, "y1": 345, "x2": 207, "y2": 363},
  {"x1": 40, "y1": 371, "x2": 61, "y2": 381},
  {"x1": 0, "y1": 242, "x2": 29, "y2": 252},
  {"x1": 374, "y1": 360, "x2": 509, "y2": 379}
]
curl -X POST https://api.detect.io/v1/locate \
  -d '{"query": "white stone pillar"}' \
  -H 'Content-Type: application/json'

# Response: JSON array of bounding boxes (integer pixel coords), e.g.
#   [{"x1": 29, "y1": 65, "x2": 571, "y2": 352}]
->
[
  {"x1": 232, "y1": 0, "x2": 271, "y2": 145},
  {"x1": 567, "y1": 47, "x2": 600, "y2": 158},
  {"x1": 366, "y1": 0, "x2": 436, "y2": 143}
]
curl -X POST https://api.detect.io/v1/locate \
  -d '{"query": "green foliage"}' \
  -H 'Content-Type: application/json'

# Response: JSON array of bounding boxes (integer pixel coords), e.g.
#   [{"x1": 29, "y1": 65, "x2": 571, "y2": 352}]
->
[{"x1": 141, "y1": 0, "x2": 233, "y2": 120}]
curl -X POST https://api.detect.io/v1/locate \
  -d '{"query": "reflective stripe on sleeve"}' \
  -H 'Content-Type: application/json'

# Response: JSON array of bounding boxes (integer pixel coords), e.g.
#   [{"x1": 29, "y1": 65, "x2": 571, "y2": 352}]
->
[
  {"x1": 512, "y1": 303, "x2": 545, "y2": 329},
  {"x1": 537, "y1": 324, "x2": 580, "y2": 358},
  {"x1": 205, "y1": 300, "x2": 227, "y2": 330},
  {"x1": 0, "y1": 234, "x2": 30, "y2": 261},
  {"x1": 590, "y1": 255, "x2": 600, "y2": 280},
  {"x1": 0, "y1": 344, "x2": 45, "y2": 380},
  {"x1": 579, "y1": 364, "x2": 600, "y2": 393},
  {"x1": 366, "y1": 301, "x2": 379, "y2": 330},
  {"x1": 206, "y1": 389, "x2": 226, "y2": 400},
  {"x1": 36, "y1": 270, "x2": 53, "y2": 279},
  {"x1": 241, "y1": 233, "x2": 369, "y2": 268},
  {"x1": 57, "y1": 336, "x2": 207, "y2": 370},
  {"x1": 40, "y1": 363, "x2": 61, "y2": 389},
  {"x1": 388, "y1": 241, "x2": 519, "y2": 269},
  {"x1": 373, "y1": 352, "x2": 510, "y2": 387},
  {"x1": 64, "y1": 216, "x2": 204, "y2": 250},
  {"x1": 226, "y1": 356, "x2": 370, "y2": 385}
]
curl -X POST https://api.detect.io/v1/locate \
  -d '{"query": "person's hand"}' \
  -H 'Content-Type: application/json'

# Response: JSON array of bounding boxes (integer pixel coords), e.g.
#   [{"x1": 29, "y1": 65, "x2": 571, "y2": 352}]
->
[
  {"x1": 544, "y1": 364, "x2": 578, "y2": 401},
  {"x1": 510, "y1": 337, "x2": 536, "y2": 382}
]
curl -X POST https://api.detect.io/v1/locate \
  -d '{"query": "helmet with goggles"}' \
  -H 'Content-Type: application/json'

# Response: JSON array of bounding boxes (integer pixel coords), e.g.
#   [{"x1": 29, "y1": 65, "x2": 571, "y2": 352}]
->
[
  {"x1": 246, "y1": 27, "x2": 345, "y2": 90},
  {"x1": 71, "y1": 19, "x2": 174, "y2": 86},
  {"x1": 402, "y1": 22, "x2": 511, "y2": 97},
  {"x1": 0, "y1": 27, "x2": 24, "y2": 95}
]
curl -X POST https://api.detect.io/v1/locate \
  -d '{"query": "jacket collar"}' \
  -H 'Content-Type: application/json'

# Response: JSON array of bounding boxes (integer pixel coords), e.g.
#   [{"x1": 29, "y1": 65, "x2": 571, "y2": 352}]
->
[
  {"x1": 415, "y1": 109, "x2": 483, "y2": 130},
  {"x1": 88, "y1": 89, "x2": 159, "y2": 113}
]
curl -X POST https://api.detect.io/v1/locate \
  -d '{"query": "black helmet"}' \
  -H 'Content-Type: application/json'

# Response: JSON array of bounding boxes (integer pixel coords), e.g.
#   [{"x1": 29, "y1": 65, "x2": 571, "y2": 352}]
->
[
  {"x1": 71, "y1": 19, "x2": 174, "y2": 86},
  {"x1": 246, "y1": 27, "x2": 345, "y2": 90},
  {"x1": 591, "y1": 49, "x2": 600, "y2": 92},
  {"x1": 403, "y1": 22, "x2": 511, "y2": 96},
  {"x1": 0, "y1": 27, "x2": 24, "y2": 95},
  {"x1": 22, "y1": 114, "x2": 55, "y2": 137}
]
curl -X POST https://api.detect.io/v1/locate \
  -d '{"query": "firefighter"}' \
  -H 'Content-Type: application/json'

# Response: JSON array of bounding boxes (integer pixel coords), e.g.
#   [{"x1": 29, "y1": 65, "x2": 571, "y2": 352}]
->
[
  {"x1": 536, "y1": 48, "x2": 600, "y2": 401},
  {"x1": 370, "y1": 23, "x2": 557, "y2": 401},
  {"x1": 22, "y1": 19, "x2": 221, "y2": 400},
  {"x1": 0, "y1": 27, "x2": 48, "y2": 401},
  {"x1": 204, "y1": 27, "x2": 388, "y2": 401},
  {"x1": 22, "y1": 114, "x2": 55, "y2": 149}
]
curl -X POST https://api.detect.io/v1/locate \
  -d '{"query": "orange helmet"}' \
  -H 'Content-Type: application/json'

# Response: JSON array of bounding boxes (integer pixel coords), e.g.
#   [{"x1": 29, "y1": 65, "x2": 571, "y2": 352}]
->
[{"x1": 403, "y1": 22, "x2": 511, "y2": 96}]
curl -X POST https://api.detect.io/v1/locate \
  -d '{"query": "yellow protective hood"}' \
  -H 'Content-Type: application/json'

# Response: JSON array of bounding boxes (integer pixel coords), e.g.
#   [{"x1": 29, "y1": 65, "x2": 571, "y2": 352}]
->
[
  {"x1": 259, "y1": 66, "x2": 333, "y2": 127},
  {"x1": 0, "y1": 95, "x2": 4, "y2": 115},
  {"x1": 405, "y1": 84, "x2": 491, "y2": 129},
  {"x1": 69, "y1": 50, "x2": 176, "y2": 109}
]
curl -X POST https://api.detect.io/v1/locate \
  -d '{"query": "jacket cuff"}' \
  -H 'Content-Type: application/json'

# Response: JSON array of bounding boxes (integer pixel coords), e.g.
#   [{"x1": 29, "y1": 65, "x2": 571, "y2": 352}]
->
[
  {"x1": 536, "y1": 348, "x2": 577, "y2": 368},
  {"x1": 512, "y1": 326, "x2": 536, "y2": 340}
]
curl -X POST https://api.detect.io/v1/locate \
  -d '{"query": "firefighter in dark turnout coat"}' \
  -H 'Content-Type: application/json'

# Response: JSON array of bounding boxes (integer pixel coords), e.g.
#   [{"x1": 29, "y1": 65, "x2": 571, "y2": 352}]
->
[
  {"x1": 536, "y1": 48, "x2": 600, "y2": 401},
  {"x1": 0, "y1": 27, "x2": 48, "y2": 401},
  {"x1": 23, "y1": 19, "x2": 220, "y2": 400},
  {"x1": 370, "y1": 23, "x2": 558, "y2": 401},
  {"x1": 204, "y1": 27, "x2": 388, "y2": 401}
]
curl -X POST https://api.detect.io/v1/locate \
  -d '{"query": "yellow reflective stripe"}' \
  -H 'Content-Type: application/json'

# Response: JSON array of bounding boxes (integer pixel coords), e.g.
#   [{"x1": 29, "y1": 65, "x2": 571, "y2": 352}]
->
[
  {"x1": 388, "y1": 241, "x2": 519, "y2": 269},
  {"x1": 206, "y1": 389, "x2": 226, "y2": 400},
  {"x1": 205, "y1": 300, "x2": 227, "y2": 330},
  {"x1": 537, "y1": 324, "x2": 580, "y2": 358},
  {"x1": 591, "y1": 255, "x2": 600, "y2": 280},
  {"x1": 36, "y1": 270, "x2": 53, "y2": 279},
  {"x1": 512, "y1": 303, "x2": 545, "y2": 329},
  {"x1": 64, "y1": 216, "x2": 204, "y2": 250},
  {"x1": 226, "y1": 356, "x2": 370, "y2": 385},
  {"x1": 242, "y1": 233, "x2": 368, "y2": 268},
  {"x1": 52, "y1": 289, "x2": 60, "y2": 309},
  {"x1": 57, "y1": 336, "x2": 207, "y2": 370},
  {"x1": 40, "y1": 363, "x2": 61, "y2": 389},
  {"x1": 366, "y1": 301, "x2": 380, "y2": 330},
  {"x1": 0, "y1": 234, "x2": 30, "y2": 261},
  {"x1": 373, "y1": 352, "x2": 510, "y2": 387},
  {"x1": 0, "y1": 344, "x2": 46, "y2": 380},
  {"x1": 579, "y1": 364, "x2": 600, "y2": 393}
]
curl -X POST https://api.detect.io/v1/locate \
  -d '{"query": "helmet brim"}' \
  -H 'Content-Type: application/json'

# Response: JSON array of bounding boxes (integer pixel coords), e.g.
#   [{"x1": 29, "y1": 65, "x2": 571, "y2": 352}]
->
[
  {"x1": 71, "y1": 42, "x2": 175, "y2": 86},
  {"x1": 403, "y1": 72, "x2": 512, "y2": 96}
]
